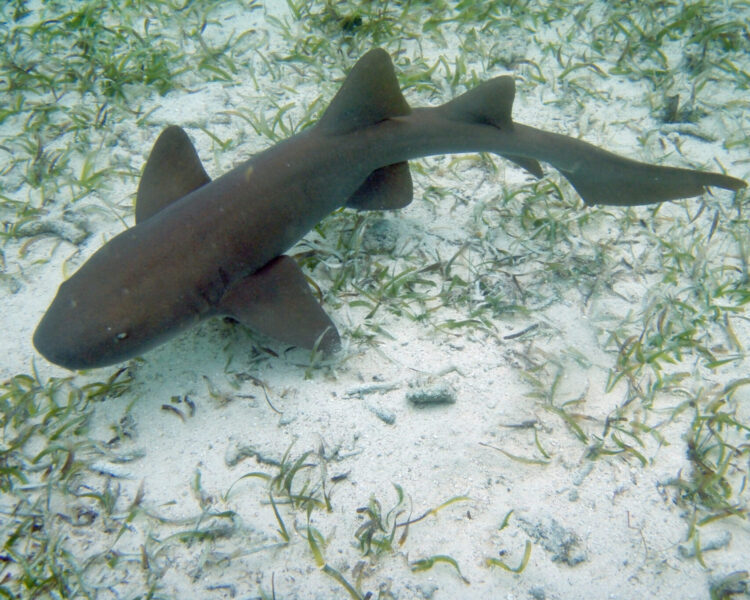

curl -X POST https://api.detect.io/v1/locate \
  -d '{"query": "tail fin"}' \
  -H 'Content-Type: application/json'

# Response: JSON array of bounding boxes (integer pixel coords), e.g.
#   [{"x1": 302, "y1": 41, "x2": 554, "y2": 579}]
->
[
  {"x1": 561, "y1": 150, "x2": 746, "y2": 206},
  {"x1": 529, "y1": 131, "x2": 748, "y2": 206}
]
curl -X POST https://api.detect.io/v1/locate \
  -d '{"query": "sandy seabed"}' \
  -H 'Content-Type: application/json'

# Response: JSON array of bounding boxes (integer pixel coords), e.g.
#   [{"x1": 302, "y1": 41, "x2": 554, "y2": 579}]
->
[{"x1": 2, "y1": 1, "x2": 749, "y2": 598}]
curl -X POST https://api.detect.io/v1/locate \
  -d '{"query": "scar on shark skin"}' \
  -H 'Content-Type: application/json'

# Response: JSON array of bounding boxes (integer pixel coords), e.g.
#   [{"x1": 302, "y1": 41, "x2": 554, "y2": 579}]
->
[{"x1": 33, "y1": 48, "x2": 746, "y2": 370}]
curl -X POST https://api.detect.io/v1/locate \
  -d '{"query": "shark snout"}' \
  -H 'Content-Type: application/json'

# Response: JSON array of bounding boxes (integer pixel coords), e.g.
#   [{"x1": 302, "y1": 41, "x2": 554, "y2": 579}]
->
[
  {"x1": 32, "y1": 286, "x2": 132, "y2": 370},
  {"x1": 33, "y1": 299, "x2": 102, "y2": 370},
  {"x1": 33, "y1": 316, "x2": 88, "y2": 370}
]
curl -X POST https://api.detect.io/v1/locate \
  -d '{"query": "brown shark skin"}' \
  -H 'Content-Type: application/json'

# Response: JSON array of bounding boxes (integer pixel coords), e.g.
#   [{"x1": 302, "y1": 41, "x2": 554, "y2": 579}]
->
[
  {"x1": 33, "y1": 49, "x2": 746, "y2": 370},
  {"x1": 34, "y1": 129, "x2": 359, "y2": 369}
]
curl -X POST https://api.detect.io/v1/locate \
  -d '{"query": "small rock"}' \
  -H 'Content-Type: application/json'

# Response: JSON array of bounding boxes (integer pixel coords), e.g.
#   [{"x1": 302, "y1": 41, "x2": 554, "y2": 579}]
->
[
  {"x1": 0, "y1": 274, "x2": 22, "y2": 294},
  {"x1": 367, "y1": 404, "x2": 396, "y2": 424},
  {"x1": 362, "y1": 218, "x2": 399, "y2": 254},
  {"x1": 529, "y1": 586, "x2": 546, "y2": 600},
  {"x1": 406, "y1": 380, "x2": 456, "y2": 407},
  {"x1": 518, "y1": 515, "x2": 587, "y2": 566},
  {"x1": 15, "y1": 212, "x2": 90, "y2": 245}
]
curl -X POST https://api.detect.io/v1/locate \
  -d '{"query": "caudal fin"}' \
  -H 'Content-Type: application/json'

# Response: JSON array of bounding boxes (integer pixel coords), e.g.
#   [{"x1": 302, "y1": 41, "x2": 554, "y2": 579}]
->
[{"x1": 541, "y1": 133, "x2": 747, "y2": 206}]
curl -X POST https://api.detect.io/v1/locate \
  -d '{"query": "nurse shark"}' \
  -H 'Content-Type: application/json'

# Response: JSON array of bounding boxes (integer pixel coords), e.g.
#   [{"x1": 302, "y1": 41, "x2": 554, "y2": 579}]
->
[{"x1": 33, "y1": 49, "x2": 746, "y2": 369}]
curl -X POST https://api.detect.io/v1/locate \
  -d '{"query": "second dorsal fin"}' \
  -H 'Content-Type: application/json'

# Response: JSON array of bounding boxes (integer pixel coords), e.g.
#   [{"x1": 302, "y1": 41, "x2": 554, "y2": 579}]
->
[
  {"x1": 441, "y1": 77, "x2": 543, "y2": 178},
  {"x1": 136, "y1": 125, "x2": 211, "y2": 223},
  {"x1": 441, "y1": 76, "x2": 516, "y2": 129},
  {"x1": 316, "y1": 48, "x2": 411, "y2": 135}
]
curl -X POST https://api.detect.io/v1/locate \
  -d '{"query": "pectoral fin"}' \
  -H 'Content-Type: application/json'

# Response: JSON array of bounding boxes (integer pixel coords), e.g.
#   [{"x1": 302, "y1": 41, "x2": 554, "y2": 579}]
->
[
  {"x1": 218, "y1": 256, "x2": 340, "y2": 354},
  {"x1": 346, "y1": 161, "x2": 413, "y2": 210}
]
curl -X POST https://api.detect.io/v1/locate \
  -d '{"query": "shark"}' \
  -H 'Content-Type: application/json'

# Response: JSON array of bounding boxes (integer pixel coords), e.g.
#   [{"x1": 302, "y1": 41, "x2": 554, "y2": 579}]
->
[{"x1": 33, "y1": 48, "x2": 746, "y2": 370}]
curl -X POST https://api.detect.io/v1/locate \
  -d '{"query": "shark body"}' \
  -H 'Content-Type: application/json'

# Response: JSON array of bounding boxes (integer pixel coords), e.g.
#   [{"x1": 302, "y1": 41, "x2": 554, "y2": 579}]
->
[{"x1": 34, "y1": 49, "x2": 746, "y2": 370}]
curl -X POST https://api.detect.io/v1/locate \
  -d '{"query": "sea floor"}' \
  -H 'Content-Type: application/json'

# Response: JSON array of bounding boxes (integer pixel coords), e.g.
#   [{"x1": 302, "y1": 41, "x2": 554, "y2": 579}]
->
[{"x1": 1, "y1": 1, "x2": 749, "y2": 598}]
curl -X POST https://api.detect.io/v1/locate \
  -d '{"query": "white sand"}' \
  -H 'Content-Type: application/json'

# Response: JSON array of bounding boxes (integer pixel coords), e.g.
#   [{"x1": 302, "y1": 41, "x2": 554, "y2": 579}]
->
[{"x1": 2, "y1": 1, "x2": 749, "y2": 598}]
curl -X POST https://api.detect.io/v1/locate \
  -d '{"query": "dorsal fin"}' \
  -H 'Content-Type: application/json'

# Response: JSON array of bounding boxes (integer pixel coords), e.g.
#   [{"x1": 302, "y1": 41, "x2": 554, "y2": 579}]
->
[
  {"x1": 317, "y1": 48, "x2": 411, "y2": 135},
  {"x1": 441, "y1": 76, "x2": 515, "y2": 129},
  {"x1": 136, "y1": 125, "x2": 211, "y2": 223},
  {"x1": 441, "y1": 76, "x2": 543, "y2": 178}
]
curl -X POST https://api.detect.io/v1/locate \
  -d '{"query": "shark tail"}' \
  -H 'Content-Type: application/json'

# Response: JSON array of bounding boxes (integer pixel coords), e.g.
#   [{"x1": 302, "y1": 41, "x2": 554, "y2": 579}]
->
[
  {"x1": 442, "y1": 77, "x2": 746, "y2": 206},
  {"x1": 517, "y1": 125, "x2": 747, "y2": 206}
]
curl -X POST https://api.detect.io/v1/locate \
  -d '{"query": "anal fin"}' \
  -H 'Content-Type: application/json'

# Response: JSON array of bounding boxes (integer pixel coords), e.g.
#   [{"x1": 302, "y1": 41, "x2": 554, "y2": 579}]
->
[
  {"x1": 501, "y1": 154, "x2": 544, "y2": 178},
  {"x1": 346, "y1": 162, "x2": 413, "y2": 210},
  {"x1": 218, "y1": 256, "x2": 340, "y2": 354}
]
